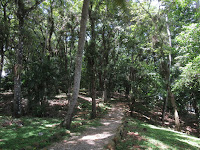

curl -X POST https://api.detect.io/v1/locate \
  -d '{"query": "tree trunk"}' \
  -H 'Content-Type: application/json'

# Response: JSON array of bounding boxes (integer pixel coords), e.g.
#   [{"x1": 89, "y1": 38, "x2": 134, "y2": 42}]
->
[
  {"x1": 197, "y1": 0, "x2": 200, "y2": 21},
  {"x1": 47, "y1": 0, "x2": 54, "y2": 57},
  {"x1": 103, "y1": 80, "x2": 108, "y2": 103},
  {"x1": 0, "y1": 2, "x2": 8, "y2": 87},
  {"x1": 13, "y1": 0, "x2": 25, "y2": 117},
  {"x1": 196, "y1": 0, "x2": 199, "y2": 10},
  {"x1": 14, "y1": 27, "x2": 23, "y2": 117},
  {"x1": 91, "y1": 74, "x2": 96, "y2": 119},
  {"x1": 67, "y1": 26, "x2": 75, "y2": 98},
  {"x1": 169, "y1": 91, "x2": 181, "y2": 131},
  {"x1": 130, "y1": 95, "x2": 135, "y2": 117},
  {"x1": 13, "y1": 0, "x2": 42, "y2": 117},
  {"x1": 125, "y1": 82, "x2": 130, "y2": 100},
  {"x1": 162, "y1": 91, "x2": 168, "y2": 124},
  {"x1": 162, "y1": 14, "x2": 181, "y2": 131},
  {"x1": 101, "y1": 26, "x2": 110, "y2": 103},
  {"x1": 89, "y1": 5, "x2": 96, "y2": 119},
  {"x1": 0, "y1": 44, "x2": 4, "y2": 86},
  {"x1": 193, "y1": 98, "x2": 200, "y2": 137},
  {"x1": 62, "y1": 0, "x2": 90, "y2": 129}
]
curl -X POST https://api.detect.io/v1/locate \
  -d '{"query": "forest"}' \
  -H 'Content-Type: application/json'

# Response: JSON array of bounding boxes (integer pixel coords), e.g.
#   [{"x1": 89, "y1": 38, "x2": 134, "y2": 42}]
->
[{"x1": 0, "y1": 0, "x2": 200, "y2": 149}]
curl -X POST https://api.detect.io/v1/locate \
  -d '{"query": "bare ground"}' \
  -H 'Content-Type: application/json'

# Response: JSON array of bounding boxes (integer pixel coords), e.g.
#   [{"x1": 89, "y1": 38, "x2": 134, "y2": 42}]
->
[{"x1": 45, "y1": 103, "x2": 126, "y2": 150}]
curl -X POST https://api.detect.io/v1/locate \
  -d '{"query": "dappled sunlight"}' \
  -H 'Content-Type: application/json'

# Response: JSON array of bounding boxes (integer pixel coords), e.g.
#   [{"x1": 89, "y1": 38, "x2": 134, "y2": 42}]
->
[
  {"x1": 117, "y1": 117, "x2": 200, "y2": 150},
  {"x1": 146, "y1": 124, "x2": 174, "y2": 131},
  {"x1": 81, "y1": 132, "x2": 113, "y2": 141},
  {"x1": 143, "y1": 123, "x2": 200, "y2": 149},
  {"x1": 147, "y1": 138, "x2": 170, "y2": 149},
  {"x1": 178, "y1": 139, "x2": 200, "y2": 148},
  {"x1": 55, "y1": 93, "x2": 67, "y2": 99},
  {"x1": 102, "y1": 122, "x2": 111, "y2": 126},
  {"x1": 45, "y1": 124, "x2": 59, "y2": 127},
  {"x1": 146, "y1": 124, "x2": 200, "y2": 141},
  {"x1": 46, "y1": 103, "x2": 125, "y2": 149},
  {"x1": 78, "y1": 95, "x2": 102, "y2": 103}
]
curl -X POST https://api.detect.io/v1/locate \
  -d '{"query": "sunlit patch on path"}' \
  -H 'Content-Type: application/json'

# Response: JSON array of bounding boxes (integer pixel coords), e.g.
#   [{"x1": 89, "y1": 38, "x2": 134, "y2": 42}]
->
[{"x1": 47, "y1": 103, "x2": 125, "y2": 150}]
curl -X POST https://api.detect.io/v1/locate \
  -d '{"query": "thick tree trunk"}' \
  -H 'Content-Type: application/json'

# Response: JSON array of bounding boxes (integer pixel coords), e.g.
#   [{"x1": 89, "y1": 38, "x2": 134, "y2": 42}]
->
[{"x1": 62, "y1": 0, "x2": 90, "y2": 129}]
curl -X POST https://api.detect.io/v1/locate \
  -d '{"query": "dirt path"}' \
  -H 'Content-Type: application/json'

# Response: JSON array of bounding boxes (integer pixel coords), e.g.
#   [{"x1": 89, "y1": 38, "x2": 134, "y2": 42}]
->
[{"x1": 46, "y1": 103, "x2": 125, "y2": 150}]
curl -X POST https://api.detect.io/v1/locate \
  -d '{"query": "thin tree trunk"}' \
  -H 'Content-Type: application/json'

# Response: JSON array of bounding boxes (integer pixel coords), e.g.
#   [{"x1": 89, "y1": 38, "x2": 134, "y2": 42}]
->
[
  {"x1": 14, "y1": 25, "x2": 23, "y2": 117},
  {"x1": 170, "y1": 91, "x2": 180, "y2": 131},
  {"x1": 62, "y1": 0, "x2": 90, "y2": 129},
  {"x1": 47, "y1": 0, "x2": 54, "y2": 57},
  {"x1": 13, "y1": 0, "x2": 25, "y2": 117},
  {"x1": 91, "y1": 73, "x2": 96, "y2": 119},
  {"x1": 102, "y1": 27, "x2": 109, "y2": 103},
  {"x1": 103, "y1": 80, "x2": 108, "y2": 103},
  {"x1": 163, "y1": 14, "x2": 180, "y2": 131},
  {"x1": 0, "y1": 45, "x2": 4, "y2": 86},
  {"x1": 193, "y1": 97, "x2": 200, "y2": 137},
  {"x1": 162, "y1": 91, "x2": 168, "y2": 124},
  {"x1": 0, "y1": 2, "x2": 8, "y2": 87},
  {"x1": 197, "y1": 0, "x2": 200, "y2": 21},
  {"x1": 196, "y1": 0, "x2": 199, "y2": 10},
  {"x1": 67, "y1": 27, "x2": 75, "y2": 100},
  {"x1": 89, "y1": 5, "x2": 96, "y2": 119}
]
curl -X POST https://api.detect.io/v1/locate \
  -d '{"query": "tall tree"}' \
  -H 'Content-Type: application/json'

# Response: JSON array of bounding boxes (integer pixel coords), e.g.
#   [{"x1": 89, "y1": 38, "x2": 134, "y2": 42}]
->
[
  {"x1": 162, "y1": 14, "x2": 180, "y2": 131},
  {"x1": 13, "y1": 0, "x2": 43, "y2": 117},
  {"x1": 62, "y1": 0, "x2": 90, "y2": 129},
  {"x1": 88, "y1": 1, "x2": 97, "y2": 119},
  {"x1": 0, "y1": 1, "x2": 9, "y2": 86}
]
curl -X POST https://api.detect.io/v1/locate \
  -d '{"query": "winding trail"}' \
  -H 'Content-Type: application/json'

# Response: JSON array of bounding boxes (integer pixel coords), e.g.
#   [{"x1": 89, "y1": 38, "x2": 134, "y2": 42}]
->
[{"x1": 47, "y1": 103, "x2": 125, "y2": 150}]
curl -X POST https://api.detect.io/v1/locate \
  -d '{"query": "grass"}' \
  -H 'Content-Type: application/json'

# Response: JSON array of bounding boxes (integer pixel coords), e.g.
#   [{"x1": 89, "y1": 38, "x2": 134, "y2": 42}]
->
[
  {"x1": 0, "y1": 97, "x2": 111, "y2": 150},
  {"x1": 0, "y1": 116, "x2": 68, "y2": 149},
  {"x1": 116, "y1": 117, "x2": 200, "y2": 150}
]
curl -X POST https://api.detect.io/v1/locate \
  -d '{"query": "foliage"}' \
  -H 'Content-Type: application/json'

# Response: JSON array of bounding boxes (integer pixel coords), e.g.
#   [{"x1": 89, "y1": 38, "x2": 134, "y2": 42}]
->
[
  {"x1": 173, "y1": 55, "x2": 200, "y2": 113},
  {"x1": 175, "y1": 23, "x2": 200, "y2": 66}
]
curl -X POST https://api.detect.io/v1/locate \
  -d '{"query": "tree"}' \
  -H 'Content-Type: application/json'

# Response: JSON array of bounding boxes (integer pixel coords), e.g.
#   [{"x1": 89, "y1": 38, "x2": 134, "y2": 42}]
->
[
  {"x1": 62, "y1": 0, "x2": 90, "y2": 128},
  {"x1": 86, "y1": 1, "x2": 97, "y2": 118},
  {"x1": 162, "y1": 14, "x2": 180, "y2": 131},
  {"x1": 13, "y1": 0, "x2": 43, "y2": 117},
  {"x1": 0, "y1": 0, "x2": 10, "y2": 87}
]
